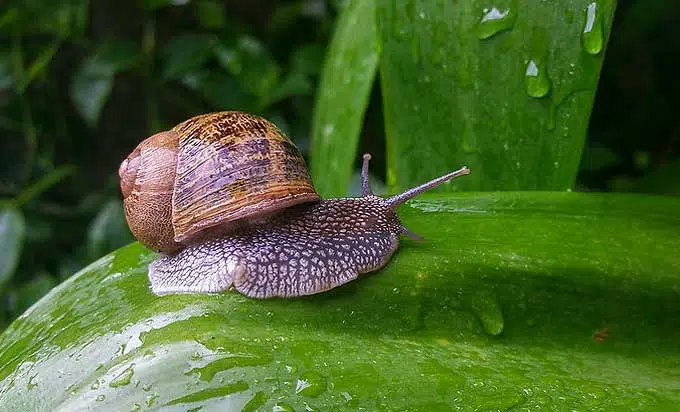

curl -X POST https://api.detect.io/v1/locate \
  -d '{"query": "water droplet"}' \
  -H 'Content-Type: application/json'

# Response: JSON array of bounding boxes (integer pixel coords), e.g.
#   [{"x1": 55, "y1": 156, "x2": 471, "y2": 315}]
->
[
  {"x1": 90, "y1": 380, "x2": 100, "y2": 390},
  {"x1": 295, "y1": 371, "x2": 327, "y2": 397},
  {"x1": 418, "y1": 11, "x2": 426, "y2": 19},
  {"x1": 109, "y1": 363, "x2": 135, "y2": 388},
  {"x1": 96, "y1": 394, "x2": 106, "y2": 402},
  {"x1": 273, "y1": 403, "x2": 295, "y2": 412},
  {"x1": 582, "y1": 2, "x2": 603, "y2": 55},
  {"x1": 186, "y1": 352, "x2": 271, "y2": 382},
  {"x1": 142, "y1": 383, "x2": 152, "y2": 392},
  {"x1": 468, "y1": 290, "x2": 504, "y2": 336},
  {"x1": 474, "y1": 7, "x2": 516, "y2": 39},
  {"x1": 524, "y1": 59, "x2": 551, "y2": 98},
  {"x1": 322, "y1": 124, "x2": 334, "y2": 137},
  {"x1": 130, "y1": 403, "x2": 141, "y2": 412}
]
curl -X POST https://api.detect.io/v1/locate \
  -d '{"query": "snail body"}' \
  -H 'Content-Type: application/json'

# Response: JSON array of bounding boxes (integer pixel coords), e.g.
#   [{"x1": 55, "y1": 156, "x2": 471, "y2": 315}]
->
[{"x1": 120, "y1": 111, "x2": 470, "y2": 299}]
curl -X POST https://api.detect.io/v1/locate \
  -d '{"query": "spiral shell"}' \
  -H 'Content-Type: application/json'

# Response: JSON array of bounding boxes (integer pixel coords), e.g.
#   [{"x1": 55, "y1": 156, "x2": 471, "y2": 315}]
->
[{"x1": 119, "y1": 111, "x2": 319, "y2": 252}]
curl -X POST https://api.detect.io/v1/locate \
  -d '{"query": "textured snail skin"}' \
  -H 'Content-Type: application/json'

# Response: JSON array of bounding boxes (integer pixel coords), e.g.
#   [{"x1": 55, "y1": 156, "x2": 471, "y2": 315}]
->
[{"x1": 149, "y1": 197, "x2": 401, "y2": 298}]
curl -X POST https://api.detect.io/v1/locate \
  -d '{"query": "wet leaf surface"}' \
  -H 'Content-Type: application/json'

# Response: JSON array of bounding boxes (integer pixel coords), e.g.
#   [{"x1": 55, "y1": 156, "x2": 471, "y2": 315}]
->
[{"x1": 0, "y1": 193, "x2": 678, "y2": 411}]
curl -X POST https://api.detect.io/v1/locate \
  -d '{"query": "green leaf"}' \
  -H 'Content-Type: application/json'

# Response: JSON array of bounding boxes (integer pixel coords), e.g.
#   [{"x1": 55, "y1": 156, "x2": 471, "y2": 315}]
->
[
  {"x1": 7, "y1": 272, "x2": 58, "y2": 319},
  {"x1": 375, "y1": 0, "x2": 616, "y2": 191},
  {"x1": 86, "y1": 199, "x2": 135, "y2": 261},
  {"x1": 12, "y1": 165, "x2": 75, "y2": 207},
  {"x1": 1, "y1": 193, "x2": 679, "y2": 410},
  {"x1": 0, "y1": 49, "x2": 13, "y2": 90},
  {"x1": 162, "y1": 34, "x2": 217, "y2": 80},
  {"x1": 290, "y1": 44, "x2": 325, "y2": 76},
  {"x1": 0, "y1": 208, "x2": 25, "y2": 289},
  {"x1": 188, "y1": 72, "x2": 253, "y2": 112},
  {"x1": 257, "y1": 71, "x2": 313, "y2": 110},
  {"x1": 310, "y1": 0, "x2": 380, "y2": 196},
  {"x1": 15, "y1": 40, "x2": 61, "y2": 93},
  {"x1": 214, "y1": 36, "x2": 281, "y2": 99},
  {"x1": 70, "y1": 41, "x2": 140, "y2": 127},
  {"x1": 195, "y1": 0, "x2": 226, "y2": 29},
  {"x1": 141, "y1": 0, "x2": 190, "y2": 10},
  {"x1": 633, "y1": 159, "x2": 680, "y2": 196}
]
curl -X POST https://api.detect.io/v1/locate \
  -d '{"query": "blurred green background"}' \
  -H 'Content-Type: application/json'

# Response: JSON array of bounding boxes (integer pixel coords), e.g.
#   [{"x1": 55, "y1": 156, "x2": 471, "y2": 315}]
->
[{"x1": 0, "y1": 0, "x2": 678, "y2": 327}]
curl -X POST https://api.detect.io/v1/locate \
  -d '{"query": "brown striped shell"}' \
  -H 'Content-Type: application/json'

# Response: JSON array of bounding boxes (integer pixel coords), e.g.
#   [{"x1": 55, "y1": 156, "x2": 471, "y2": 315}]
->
[{"x1": 119, "y1": 111, "x2": 320, "y2": 253}]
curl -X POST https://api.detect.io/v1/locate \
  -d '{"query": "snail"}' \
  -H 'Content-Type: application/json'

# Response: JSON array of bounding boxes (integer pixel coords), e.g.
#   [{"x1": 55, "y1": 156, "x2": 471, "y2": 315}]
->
[{"x1": 119, "y1": 111, "x2": 470, "y2": 299}]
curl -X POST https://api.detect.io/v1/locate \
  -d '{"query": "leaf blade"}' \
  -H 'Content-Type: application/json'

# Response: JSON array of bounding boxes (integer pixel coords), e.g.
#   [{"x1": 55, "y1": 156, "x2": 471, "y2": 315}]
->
[
  {"x1": 377, "y1": 0, "x2": 616, "y2": 191},
  {"x1": 0, "y1": 193, "x2": 679, "y2": 410},
  {"x1": 310, "y1": 0, "x2": 380, "y2": 196},
  {"x1": 0, "y1": 208, "x2": 26, "y2": 290}
]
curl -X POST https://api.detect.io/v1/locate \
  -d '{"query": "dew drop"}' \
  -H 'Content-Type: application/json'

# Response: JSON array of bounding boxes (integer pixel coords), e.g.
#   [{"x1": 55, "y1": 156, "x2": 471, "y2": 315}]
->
[
  {"x1": 582, "y1": 2, "x2": 604, "y2": 55},
  {"x1": 468, "y1": 290, "x2": 504, "y2": 336},
  {"x1": 474, "y1": 7, "x2": 516, "y2": 40},
  {"x1": 322, "y1": 124, "x2": 334, "y2": 137},
  {"x1": 109, "y1": 363, "x2": 135, "y2": 388},
  {"x1": 295, "y1": 371, "x2": 327, "y2": 397},
  {"x1": 96, "y1": 394, "x2": 106, "y2": 402},
  {"x1": 524, "y1": 59, "x2": 551, "y2": 98}
]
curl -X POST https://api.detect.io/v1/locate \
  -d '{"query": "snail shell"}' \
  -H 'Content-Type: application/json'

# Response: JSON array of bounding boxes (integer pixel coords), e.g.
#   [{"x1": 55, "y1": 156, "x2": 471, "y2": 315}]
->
[{"x1": 118, "y1": 111, "x2": 320, "y2": 253}]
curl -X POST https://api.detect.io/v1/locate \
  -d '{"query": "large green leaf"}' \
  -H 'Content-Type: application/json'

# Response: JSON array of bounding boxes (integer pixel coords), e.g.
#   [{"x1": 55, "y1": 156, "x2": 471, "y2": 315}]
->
[
  {"x1": 0, "y1": 208, "x2": 25, "y2": 290},
  {"x1": 310, "y1": 0, "x2": 380, "y2": 197},
  {"x1": 1, "y1": 193, "x2": 679, "y2": 410},
  {"x1": 377, "y1": 0, "x2": 616, "y2": 191}
]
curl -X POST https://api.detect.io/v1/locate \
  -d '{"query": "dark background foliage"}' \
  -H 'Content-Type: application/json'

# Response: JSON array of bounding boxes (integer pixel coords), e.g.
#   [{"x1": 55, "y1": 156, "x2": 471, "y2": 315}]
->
[{"x1": 0, "y1": 0, "x2": 678, "y2": 326}]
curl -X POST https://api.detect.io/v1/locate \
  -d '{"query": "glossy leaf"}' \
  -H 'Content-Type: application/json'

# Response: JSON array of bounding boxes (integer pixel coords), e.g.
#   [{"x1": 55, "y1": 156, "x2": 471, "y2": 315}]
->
[
  {"x1": 214, "y1": 36, "x2": 281, "y2": 100},
  {"x1": 162, "y1": 34, "x2": 217, "y2": 80},
  {"x1": 0, "y1": 208, "x2": 25, "y2": 289},
  {"x1": 16, "y1": 41, "x2": 61, "y2": 93},
  {"x1": 70, "y1": 40, "x2": 140, "y2": 126},
  {"x1": 375, "y1": 0, "x2": 616, "y2": 191},
  {"x1": 1, "y1": 193, "x2": 679, "y2": 410},
  {"x1": 310, "y1": 0, "x2": 380, "y2": 196},
  {"x1": 86, "y1": 199, "x2": 135, "y2": 261}
]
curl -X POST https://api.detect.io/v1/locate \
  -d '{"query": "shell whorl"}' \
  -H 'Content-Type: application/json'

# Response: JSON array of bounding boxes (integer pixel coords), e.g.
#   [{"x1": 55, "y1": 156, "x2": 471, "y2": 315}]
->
[
  {"x1": 119, "y1": 111, "x2": 319, "y2": 253},
  {"x1": 171, "y1": 111, "x2": 320, "y2": 244},
  {"x1": 119, "y1": 131, "x2": 182, "y2": 253}
]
